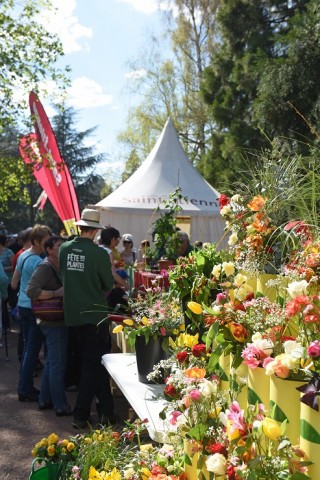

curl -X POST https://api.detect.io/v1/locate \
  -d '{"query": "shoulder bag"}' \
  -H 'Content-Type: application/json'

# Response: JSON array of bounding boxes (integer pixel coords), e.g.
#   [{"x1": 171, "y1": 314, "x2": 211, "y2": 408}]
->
[{"x1": 31, "y1": 263, "x2": 64, "y2": 322}]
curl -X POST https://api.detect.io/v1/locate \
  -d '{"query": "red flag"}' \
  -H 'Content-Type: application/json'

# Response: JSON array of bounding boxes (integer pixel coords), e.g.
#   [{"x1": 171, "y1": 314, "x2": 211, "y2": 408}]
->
[
  {"x1": 19, "y1": 133, "x2": 49, "y2": 209},
  {"x1": 25, "y1": 92, "x2": 80, "y2": 234}
]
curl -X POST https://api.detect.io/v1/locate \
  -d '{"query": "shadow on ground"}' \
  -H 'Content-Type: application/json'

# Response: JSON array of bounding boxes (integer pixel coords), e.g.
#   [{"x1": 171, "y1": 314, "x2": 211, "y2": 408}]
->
[{"x1": 0, "y1": 323, "x2": 131, "y2": 480}]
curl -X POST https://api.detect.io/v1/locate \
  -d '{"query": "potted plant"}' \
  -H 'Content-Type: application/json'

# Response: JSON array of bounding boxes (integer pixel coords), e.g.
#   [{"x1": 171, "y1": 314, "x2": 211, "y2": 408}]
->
[
  {"x1": 152, "y1": 187, "x2": 187, "y2": 266},
  {"x1": 112, "y1": 287, "x2": 185, "y2": 383}
]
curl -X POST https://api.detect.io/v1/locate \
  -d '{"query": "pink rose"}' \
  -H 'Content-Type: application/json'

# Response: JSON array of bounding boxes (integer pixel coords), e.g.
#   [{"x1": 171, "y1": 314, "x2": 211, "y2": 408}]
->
[
  {"x1": 169, "y1": 410, "x2": 182, "y2": 425},
  {"x1": 189, "y1": 389, "x2": 202, "y2": 402},
  {"x1": 216, "y1": 293, "x2": 227, "y2": 304},
  {"x1": 307, "y1": 340, "x2": 320, "y2": 357}
]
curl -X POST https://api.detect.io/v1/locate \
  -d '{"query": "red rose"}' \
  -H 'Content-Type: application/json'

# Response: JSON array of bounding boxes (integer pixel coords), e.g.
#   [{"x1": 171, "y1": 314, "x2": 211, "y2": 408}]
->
[
  {"x1": 206, "y1": 443, "x2": 227, "y2": 457},
  {"x1": 219, "y1": 193, "x2": 231, "y2": 209},
  {"x1": 227, "y1": 465, "x2": 236, "y2": 480},
  {"x1": 191, "y1": 343, "x2": 206, "y2": 357},
  {"x1": 177, "y1": 350, "x2": 189, "y2": 363},
  {"x1": 164, "y1": 384, "x2": 177, "y2": 398}
]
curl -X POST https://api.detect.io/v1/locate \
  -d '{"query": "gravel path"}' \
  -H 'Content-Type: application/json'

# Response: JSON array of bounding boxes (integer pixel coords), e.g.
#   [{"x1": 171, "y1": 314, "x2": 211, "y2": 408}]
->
[{"x1": 0, "y1": 324, "x2": 130, "y2": 480}]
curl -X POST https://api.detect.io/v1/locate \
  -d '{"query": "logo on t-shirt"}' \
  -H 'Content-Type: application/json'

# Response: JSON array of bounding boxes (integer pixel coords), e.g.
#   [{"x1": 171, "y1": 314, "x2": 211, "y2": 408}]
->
[{"x1": 67, "y1": 252, "x2": 85, "y2": 271}]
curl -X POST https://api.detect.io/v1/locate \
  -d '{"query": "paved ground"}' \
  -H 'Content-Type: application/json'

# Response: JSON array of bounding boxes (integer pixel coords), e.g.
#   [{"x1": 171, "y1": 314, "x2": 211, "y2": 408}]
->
[{"x1": 0, "y1": 323, "x2": 131, "y2": 480}]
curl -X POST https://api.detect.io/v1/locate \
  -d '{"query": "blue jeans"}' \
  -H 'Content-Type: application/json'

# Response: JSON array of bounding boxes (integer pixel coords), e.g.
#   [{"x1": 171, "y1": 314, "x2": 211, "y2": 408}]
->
[
  {"x1": 39, "y1": 325, "x2": 69, "y2": 412},
  {"x1": 18, "y1": 307, "x2": 44, "y2": 396}
]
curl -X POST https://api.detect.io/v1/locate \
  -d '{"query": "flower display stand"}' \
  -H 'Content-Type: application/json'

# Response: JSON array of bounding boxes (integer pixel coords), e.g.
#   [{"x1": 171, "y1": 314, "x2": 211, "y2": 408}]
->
[
  {"x1": 256, "y1": 273, "x2": 288, "y2": 301},
  {"x1": 231, "y1": 364, "x2": 248, "y2": 413},
  {"x1": 247, "y1": 367, "x2": 270, "y2": 407},
  {"x1": 300, "y1": 400, "x2": 320, "y2": 479},
  {"x1": 269, "y1": 376, "x2": 304, "y2": 445},
  {"x1": 240, "y1": 271, "x2": 257, "y2": 292},
  {"x1": 183, "y1": 440, "x2": 210, "y2": 480},
  {"x1": 218, "y1": 354, "x2": 230, "y2": 391}
]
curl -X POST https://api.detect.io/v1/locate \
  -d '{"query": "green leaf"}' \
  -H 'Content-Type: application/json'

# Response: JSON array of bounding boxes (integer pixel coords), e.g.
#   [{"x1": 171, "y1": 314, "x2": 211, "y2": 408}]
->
[
  {"x1": 300, "y1": 419, "x2": 320, "y2": 444},
  {"x1": 270, "y1": 400, "x2": 288, "y2": 423},
  {"x1": 184, "y1": 452, "x2": 192, "y2": 466},
  {"x1": 248, "y1": 387, "x2": 262, "y2": 405},
  {"x1": 187, "y1": 423, "x2": 207, "y2": 441}
]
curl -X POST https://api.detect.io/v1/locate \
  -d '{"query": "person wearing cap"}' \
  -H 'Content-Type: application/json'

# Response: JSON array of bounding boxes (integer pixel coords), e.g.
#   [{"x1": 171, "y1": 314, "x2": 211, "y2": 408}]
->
[
  {"x1": 59, "y1": 208, "x2": 116, "y2": 428},
  {"x1": 120, "y1": 233, "x2": 136, "y2": 266}
]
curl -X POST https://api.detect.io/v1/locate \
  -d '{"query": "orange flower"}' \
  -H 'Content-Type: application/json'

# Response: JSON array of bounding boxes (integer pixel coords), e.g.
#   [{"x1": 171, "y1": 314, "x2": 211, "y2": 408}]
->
[
  {"x1": 229, "y1": 322, "x2": 249, "y2": 342},
  {"x1": 184, "y1": 367, "x2": 206, "y2": 380},
  {"x1": 247, "y1": 195, "x2": 267, "y2": 212}
]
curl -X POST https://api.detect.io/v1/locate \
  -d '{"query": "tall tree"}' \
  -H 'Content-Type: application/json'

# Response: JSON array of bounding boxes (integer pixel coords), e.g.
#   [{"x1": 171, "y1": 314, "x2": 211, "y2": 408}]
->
[
  {"x1": 119, "y1": 0, "x2": 220, "y2": 175},
  {"x1": 0, "y1": 0, "x2": 69, "y2": 130},
  {"x1": 200, "y1": 0, "x2": 316, "y2": 191}
]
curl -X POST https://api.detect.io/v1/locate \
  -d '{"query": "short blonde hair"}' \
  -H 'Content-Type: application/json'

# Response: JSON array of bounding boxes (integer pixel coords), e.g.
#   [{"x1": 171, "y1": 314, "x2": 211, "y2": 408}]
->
[{"x1": 30, "y1": 224, "x2": 52, "y2": 246}]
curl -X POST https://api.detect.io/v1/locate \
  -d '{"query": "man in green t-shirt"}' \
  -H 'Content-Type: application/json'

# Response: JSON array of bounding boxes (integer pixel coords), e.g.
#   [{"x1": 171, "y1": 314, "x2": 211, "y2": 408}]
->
[{"x1": 59, "y1": 208, "x2": 115, "y2": 428}]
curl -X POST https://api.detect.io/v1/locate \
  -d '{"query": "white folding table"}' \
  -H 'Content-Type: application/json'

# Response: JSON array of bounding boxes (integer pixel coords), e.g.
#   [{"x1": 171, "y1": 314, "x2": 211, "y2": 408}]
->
[{"x1": 101, "y1": 353, "x2": 169, "y2": 442}]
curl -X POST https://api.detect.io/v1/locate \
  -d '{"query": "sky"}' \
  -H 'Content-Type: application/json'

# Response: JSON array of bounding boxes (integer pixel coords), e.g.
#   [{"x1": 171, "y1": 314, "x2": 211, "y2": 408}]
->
[{"x1": 38, "y1": 0, "x2": 172, "y2": 180}]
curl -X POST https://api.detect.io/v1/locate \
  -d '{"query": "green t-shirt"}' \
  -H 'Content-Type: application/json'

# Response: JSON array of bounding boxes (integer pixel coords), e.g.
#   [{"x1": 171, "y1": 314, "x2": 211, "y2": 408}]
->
[{"x1": 59, "y1": 236, "x2": 114, "y2": 326}]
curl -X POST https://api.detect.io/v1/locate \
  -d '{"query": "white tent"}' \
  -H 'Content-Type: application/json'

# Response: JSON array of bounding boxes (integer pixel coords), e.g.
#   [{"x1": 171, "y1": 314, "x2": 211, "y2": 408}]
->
[{"x1": 96, "y1": 118, "x2": 225, "y2": 249}]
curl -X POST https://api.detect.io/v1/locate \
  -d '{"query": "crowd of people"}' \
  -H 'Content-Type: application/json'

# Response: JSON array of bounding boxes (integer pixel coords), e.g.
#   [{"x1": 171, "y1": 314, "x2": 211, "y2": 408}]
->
[{"x1": 0, "y1": 208, "x2": 198, "y2": 428}]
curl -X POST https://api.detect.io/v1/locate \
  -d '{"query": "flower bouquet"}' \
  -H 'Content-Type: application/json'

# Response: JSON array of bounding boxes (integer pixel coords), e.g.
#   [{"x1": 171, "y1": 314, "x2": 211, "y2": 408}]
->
[
  {"x1": 31, "y1": 423, "x2": 187, "y2": 480},
  {"x1": 112, "y1": 287, "x2": 185, "y2": 350},
  {"x1": 219, "y1": 193, "x2": 279, "y2": 274}
]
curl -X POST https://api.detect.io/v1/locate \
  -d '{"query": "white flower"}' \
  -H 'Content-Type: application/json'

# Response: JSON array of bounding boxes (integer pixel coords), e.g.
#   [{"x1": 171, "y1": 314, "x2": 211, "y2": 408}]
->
[
  {"x1": 212, "y1": 264, "x2": 222, "y2": 277},
  {"x1": 205, "y1": 453, "x2": 227, "y2": 475},
  {"x1": 222, "y1": 261, "x2": 235, "y2": 276},
  {"x1": 124, "y1": 467, "x2": 135, "y2": 479},
  {"x1": 283, "y1": 340, "x2": 304, "y2": 358},
  {"x1": 198, "y1": 379, "x2": 217, "y2": 396},
  {"x1": 252, "y1": 332, "x2": 262, "y2": 342},
  {"x1": 211, "y1": 305, "x2": 222, "y2": 314},
  {"x1": 235, "y1": 284, "x2": 252, "y2": 301},
  {"x1": 252, "y1": 420, "x2": 262, "y2": 432},
  {"x1": 253, "y1": 338, "x2": 274, "y2": 356},
  {"x1": 228, "y1": 232, "x2": 238, "y2": 246},
  {"x1": 287, "y1": 280, "x2": 309, "y2": 298},
  {"x1": 219, "y1": 411, "x2": 228, "y2": 426},
  {"x1": 233, "y1": 273, "x2": 247, "y2": 287},
  {"x1": 265, "y1": 359, "x2": 276, "y2": 376},
  {"x1": 221, "y1": 205, "x2": 231, "y2": 216},
  {"x1": 231, "y1": 194, "x2": 242, "y2": 204},
  {"x1": 281, "y1": 353, "x2": 300, "y2": 370}
]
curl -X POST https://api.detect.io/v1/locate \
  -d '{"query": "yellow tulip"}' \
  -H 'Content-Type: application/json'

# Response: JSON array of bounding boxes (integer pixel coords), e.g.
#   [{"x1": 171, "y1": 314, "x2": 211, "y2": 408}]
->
[
  {"x1": 208, "y1": 406, "x2": 222, "y2": 418},
  {"x1": 187, "y1": 301, "x2": 203, "y2": 314},
  {"x1": 141, "y1": 316, "x2": 150, "y2": 326},
  {"x1": 262, "y1": 417, "x2": 282, "y2": 441},
  {"x1": 112, "y1": 325, "x2": 124, "y2": 333},
  {"x1": 123, "y1": 318, "x2": 134, "y2": 326},
  {"x1": 226, "y1": 421, "x2": 241, "y2": 441},
  {"x1": 89, "y1": 466, "x2": 101, "y2": 480},
  {"x1": 140, "y1": 467, "x2": 152, "y2": 479},
  {"x1": 176, "y1": 332, "x2": 199, "y2": 348}
]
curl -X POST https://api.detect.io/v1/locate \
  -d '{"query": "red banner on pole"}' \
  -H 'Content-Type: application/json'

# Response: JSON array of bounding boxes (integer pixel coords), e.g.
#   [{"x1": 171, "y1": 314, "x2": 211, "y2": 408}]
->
[{"x1": 25, "y1": 92, "x2": 80, "y2": 235}]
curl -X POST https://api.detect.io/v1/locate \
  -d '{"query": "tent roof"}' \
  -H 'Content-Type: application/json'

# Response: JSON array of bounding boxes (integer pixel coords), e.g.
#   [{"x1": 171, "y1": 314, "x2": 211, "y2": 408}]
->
[{"x1": 97, "y1": 118, "x2": 221, "y2": 215}]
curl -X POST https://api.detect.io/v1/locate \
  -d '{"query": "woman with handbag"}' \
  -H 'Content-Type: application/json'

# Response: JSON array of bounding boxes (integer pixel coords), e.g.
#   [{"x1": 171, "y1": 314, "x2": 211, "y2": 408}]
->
[{"x1": 26, "y1": 235, "x2": 72, "y2": 416}]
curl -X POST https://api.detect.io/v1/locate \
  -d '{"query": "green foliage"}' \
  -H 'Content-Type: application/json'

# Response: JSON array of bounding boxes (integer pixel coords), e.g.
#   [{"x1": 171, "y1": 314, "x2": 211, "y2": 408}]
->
[
  {"x1": 0, "y1": 0, "x2": 69, "y2": 130},
  {"x1": 152, "y1": 187, "x2": 187, "y2": 260},
  {"x1": 201, "y1": 0, "x2": 317, "y2": 191},
  {"x1": 119, "y1": 0, "x2": 219, "y2": 180}
]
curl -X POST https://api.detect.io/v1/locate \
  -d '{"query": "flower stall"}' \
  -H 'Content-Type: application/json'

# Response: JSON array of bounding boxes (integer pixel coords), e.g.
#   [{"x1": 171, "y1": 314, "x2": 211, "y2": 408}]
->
[{"x1": 29, "y1": 191, "x2": 320, "y2": 480}]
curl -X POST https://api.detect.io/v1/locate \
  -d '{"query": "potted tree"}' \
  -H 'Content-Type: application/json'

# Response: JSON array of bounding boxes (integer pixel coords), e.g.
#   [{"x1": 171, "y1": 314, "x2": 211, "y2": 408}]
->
[{"x1": 152, "y1": 187, "x2": 187, "y2": 269}]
